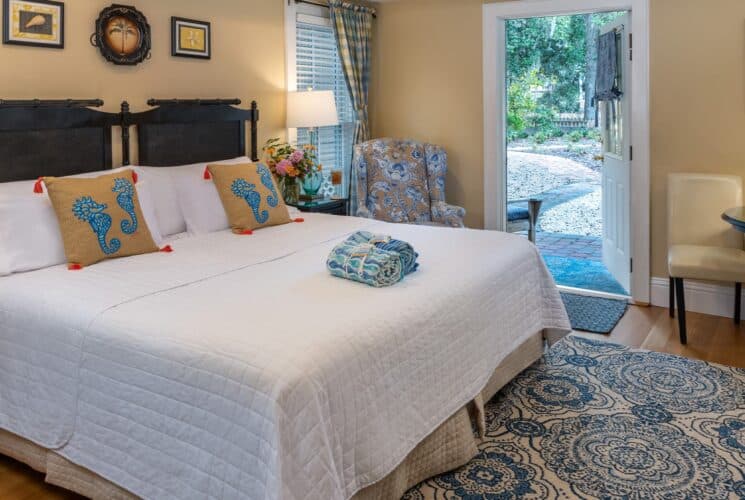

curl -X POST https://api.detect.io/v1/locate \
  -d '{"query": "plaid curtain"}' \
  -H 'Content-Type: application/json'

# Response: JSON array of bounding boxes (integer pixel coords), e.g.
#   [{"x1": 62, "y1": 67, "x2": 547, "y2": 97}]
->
[{"x1": 329, "y1": 1, "x2": 374, "y2": 145}]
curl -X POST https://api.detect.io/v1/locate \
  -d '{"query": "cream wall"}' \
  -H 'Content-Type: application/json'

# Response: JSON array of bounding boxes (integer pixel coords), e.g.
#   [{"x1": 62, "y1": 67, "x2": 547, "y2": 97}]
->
[
  {"x1": 370, "y1": 0, "x2": 745, "y2": 278},
  {"x1": 0, "y1": 0, "x2": 286, "y2": 165},
  {"x1": 369, "y1": 0, "x2": 485, "y2": 228},
  {"x1": 649, "y1": 0, "x2": 745, "y2": 278}
]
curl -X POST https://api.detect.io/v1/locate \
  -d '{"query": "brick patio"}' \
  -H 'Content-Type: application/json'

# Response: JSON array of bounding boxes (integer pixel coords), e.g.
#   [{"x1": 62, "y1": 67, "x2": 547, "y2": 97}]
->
[{"x1": 536, "y1": 232, "x2": 602, "y2": 261}]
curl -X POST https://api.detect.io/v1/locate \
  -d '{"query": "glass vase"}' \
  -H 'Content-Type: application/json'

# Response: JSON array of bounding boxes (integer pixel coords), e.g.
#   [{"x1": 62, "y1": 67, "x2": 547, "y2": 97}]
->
[
  {"x1": 301, "y1": 171, "x2": 323, "y2": 199},
  {"x1": 278, "y1": 176, "x2": 299, "y2": 205}
]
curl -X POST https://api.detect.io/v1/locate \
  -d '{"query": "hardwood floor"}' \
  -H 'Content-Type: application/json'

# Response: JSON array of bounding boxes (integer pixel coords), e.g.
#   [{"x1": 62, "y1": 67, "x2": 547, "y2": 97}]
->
[{"x1": 1, "y1": 305, "x2": 743, "y2": 499}]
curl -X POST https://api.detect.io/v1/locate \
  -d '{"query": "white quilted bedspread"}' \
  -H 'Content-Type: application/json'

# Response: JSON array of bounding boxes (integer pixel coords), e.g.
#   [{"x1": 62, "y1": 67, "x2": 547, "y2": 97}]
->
[{"x1": 0, "y1": 214, "x2": 569, "y2": 499}]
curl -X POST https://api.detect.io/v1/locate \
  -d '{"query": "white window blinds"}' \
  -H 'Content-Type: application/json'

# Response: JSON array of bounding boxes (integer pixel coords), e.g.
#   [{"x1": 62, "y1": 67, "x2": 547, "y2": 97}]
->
[{"x1": 296, "y1": 14, "x2": 355, "y2": 195}]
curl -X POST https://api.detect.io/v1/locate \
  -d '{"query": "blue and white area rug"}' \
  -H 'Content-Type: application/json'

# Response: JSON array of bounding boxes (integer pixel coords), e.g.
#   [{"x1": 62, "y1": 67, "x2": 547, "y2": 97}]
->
[{"x1": 404, "y1": 336, "x2": 745, "y2": 499}]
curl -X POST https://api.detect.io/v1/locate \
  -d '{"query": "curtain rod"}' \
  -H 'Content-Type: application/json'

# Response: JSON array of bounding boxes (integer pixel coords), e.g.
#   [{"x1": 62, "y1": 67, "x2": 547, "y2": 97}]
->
[{"x1": 293, "y1": 0, "x2": 377, "y2": 18}]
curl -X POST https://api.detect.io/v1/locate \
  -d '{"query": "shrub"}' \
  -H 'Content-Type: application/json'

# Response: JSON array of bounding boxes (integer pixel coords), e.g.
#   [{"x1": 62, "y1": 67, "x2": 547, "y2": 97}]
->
[
  {"x1": 532, "y1": 131, "x2": 549, "y2": 144},
  {"x1": 507, "y1": 73, "x2": 538, "y2": 137},
  {"x1": 586, "y1": 128, "x2": 602, "y2": 141},
  {"x1": 568, "y1": 130, "x2": 584, "y2": 143}
]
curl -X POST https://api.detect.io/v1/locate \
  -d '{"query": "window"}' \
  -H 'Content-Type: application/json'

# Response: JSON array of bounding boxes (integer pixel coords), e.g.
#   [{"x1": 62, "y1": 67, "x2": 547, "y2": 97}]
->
[{"x1": 295, "y1": 13, "x2": 355, "y2": 197}]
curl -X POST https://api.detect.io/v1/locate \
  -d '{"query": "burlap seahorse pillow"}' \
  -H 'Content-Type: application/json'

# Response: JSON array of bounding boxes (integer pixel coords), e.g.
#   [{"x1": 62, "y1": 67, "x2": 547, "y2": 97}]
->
[
  {"x1": 207, "y1": 163, "x2": 291, "y2": 234},
  {"x1": 44, "y1": 170, "x2": 159, "y2": 268}
]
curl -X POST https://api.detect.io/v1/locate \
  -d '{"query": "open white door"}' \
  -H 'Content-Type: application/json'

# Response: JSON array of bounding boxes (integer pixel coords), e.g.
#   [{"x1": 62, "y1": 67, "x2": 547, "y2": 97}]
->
[{"x1": 600, "y1": 13, "x2": 631, "y2": 294}]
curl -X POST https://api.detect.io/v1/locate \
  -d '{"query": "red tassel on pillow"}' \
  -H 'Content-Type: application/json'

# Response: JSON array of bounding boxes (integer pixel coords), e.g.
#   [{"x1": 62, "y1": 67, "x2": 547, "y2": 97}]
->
[
  {"x1": 160, "y1": 245, "x2": 173, "y2": 253},
  {"x1": 240, "y1": 229, "x2": 253, "y2": 235},
  {"x1": 68, "y1": 263, "x2": 83, "y2": 271},
  {"x1": 203, "y1": 167, "x2": 211, "y2": 180},
  {"x1": 132, "y1": 171, "x2": 138, "y2": 184},
  {"x1": 33, "y1": 177, "x2": 44, "y2": 194},
  {"x1": 293, "y1": 218, "x2": 305, "y2": 223}
]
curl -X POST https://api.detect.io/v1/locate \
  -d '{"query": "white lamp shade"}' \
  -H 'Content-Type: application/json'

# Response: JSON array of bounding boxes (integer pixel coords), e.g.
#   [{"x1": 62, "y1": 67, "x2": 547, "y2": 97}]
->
[{"x1": 286, "y1": 90, "x2": 339, "y2": 128}]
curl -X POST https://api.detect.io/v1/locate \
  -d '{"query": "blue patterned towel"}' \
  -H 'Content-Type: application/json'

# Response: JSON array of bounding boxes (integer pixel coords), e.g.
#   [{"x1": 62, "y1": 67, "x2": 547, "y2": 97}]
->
[
  {"x1": 327, "y1": 241, "x2": 405, "y2": 287},
  {"x1": 347, "y1": 231, "x2": 419, "y2": 275}
]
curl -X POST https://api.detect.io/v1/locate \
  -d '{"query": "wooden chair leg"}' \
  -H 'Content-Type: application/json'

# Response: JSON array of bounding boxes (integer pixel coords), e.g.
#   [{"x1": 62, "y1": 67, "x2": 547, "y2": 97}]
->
[
  {"x1": 669, "y1": 276, "x2": 675, "y2": 318},
  {"x1": 675, "y1": 278, "x2": 687, "y2": 344},
  {"x1": 736, "y1": 282, "x2": 742, "y2": 325}
]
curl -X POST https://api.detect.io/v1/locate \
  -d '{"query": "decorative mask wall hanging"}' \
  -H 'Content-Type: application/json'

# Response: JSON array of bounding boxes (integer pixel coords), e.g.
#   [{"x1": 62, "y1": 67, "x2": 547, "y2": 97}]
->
[{"x1": 90, "y1": 4, "x2": 151, "y2": 65}]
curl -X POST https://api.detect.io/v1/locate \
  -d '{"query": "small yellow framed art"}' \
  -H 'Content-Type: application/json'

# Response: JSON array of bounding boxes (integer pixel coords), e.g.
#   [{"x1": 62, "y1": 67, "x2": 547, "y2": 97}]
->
[
  {"x1": 3, "y1": 0, "x2": 64, "y2": 49},
  {"x1": 171, "y1": 16, "x2": 210, "y2": 59}
]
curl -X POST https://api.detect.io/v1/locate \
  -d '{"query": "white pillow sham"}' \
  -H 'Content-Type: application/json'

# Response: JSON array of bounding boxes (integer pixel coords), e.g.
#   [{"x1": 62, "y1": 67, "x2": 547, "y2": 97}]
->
[
  {"x1": 167, "y1": 157, "x2": 253, "y2": 235},
  {"x1": 0, "y1": 168, "x2": 162, "y2": 277},
  {"x1": 131, "y1": 166, "x2": 188, "y2": 237}
]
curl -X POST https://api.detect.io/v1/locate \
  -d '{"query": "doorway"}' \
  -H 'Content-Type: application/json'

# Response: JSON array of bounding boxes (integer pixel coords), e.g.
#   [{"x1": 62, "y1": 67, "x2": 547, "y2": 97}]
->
[
  {"x1": 505, "y1": 11, "x2": 630, "y2": 296},
  {"x1": 483, "y1": 0, "x2": 650, "y2": 304}
]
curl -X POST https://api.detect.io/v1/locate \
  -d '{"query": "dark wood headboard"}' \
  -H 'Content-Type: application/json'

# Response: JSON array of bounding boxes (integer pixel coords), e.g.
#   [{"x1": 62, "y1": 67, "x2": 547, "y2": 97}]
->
[
  {"x1": 124, "y1": 99, "x2": 260, "y2": 167},
  {"x1": 0, "y1": 99, "x2": 118, "y2": 182}
]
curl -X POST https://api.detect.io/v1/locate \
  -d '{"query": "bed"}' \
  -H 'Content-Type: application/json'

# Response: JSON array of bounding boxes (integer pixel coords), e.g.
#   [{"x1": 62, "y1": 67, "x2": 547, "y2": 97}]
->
[{"x1": 0, "y1": 99, "x2": 570, "y2": 500}]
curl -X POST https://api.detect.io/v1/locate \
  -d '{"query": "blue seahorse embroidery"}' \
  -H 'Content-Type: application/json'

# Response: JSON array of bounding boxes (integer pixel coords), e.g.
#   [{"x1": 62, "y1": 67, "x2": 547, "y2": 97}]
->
[
  {"x1": 72, "y1": 197, "x2": 121, "y2": 255},
  {"x1": 112, "y1": 178, "x2": 138, "y2": 234},
  {"x1": 257, "y1": 164, "x2": 279, "y2": 207},
  {"x1": 231, "y1": 178, "x2": 268, "y2": 223}
]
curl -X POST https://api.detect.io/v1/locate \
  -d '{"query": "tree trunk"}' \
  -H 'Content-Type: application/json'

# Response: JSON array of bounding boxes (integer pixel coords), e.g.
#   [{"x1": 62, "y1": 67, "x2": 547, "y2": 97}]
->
[{"x1": 583, "y1": 14, "x2": 599, "y2": 123}]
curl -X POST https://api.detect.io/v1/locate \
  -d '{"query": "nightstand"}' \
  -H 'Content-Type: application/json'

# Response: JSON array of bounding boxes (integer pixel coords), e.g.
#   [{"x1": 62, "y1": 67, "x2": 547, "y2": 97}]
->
[{"x1": 290, "y1": 198, "x2": 348, "y2": 216}]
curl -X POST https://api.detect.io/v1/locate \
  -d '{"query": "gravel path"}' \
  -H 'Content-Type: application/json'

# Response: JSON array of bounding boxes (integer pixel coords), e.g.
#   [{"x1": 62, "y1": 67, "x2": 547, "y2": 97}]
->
[
  {"x1": 539, "y1": 188, "x2": 602, "y2": 237},
  {"x1": 509, "y1": 138, "x2": 602, "y2": 172},
  {"x1": 507, "y1": 149, "x2": 602, "y2": 237}
]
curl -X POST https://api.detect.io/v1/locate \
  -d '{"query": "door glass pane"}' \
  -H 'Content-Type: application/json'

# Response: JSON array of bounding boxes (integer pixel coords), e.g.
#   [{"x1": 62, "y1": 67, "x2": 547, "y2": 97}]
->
[
  {"x1": 601, "y1": 99, "x2": 623, "y2": 156},
  {"x1": 601, "y1": 31, "x2": 623, "y2": 157}
]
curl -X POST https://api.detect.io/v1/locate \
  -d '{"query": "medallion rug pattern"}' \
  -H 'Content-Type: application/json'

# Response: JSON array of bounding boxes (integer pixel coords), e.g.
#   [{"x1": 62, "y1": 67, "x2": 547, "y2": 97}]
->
[{"x1": 404, "y1": 336, "x2": 745, "y2": 499}]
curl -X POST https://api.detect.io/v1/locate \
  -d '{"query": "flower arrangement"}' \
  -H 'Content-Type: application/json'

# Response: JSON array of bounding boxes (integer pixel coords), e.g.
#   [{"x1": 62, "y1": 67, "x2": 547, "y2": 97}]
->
[{"x1": 263, "y1": 138, "x2": 322, "y2": 180}]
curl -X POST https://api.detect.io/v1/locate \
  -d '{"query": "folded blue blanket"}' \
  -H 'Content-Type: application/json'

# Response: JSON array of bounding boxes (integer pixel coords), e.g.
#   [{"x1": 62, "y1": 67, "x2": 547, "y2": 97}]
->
[
  {"x1": 327, "y1": 241, "x2": 404, "y2": 287},
  {"x1": 347, "y1": 231, "x2": 419, "y2": 275}
]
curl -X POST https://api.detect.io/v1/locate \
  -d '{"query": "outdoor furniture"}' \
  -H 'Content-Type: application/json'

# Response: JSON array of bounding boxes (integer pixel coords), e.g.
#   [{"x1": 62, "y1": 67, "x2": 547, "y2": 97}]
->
[
  {"x1": 350, "y1": 138, "x2": 466, "y2": 227},
  {"x1": 507, "y1": 199, "x2": 543, "y2": 243},
  {"x1": 667, "y1": 174, "x2": 745, "y2": 345}
]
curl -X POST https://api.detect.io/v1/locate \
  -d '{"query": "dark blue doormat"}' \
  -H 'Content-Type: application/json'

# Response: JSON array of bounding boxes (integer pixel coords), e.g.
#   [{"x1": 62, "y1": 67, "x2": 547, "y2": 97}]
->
[
  {"x1": 544, "y1": 255, "x2": 628, "y2": 295},
  {"x1": 560, "y1": 292, "x2": 629, "y2": 334}
]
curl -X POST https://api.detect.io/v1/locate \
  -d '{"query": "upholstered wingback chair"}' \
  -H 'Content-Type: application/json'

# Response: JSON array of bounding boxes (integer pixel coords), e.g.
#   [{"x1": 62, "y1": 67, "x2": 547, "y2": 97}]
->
[{"x1": 350, "y1": 138, "x2": 466, "y2": 227}]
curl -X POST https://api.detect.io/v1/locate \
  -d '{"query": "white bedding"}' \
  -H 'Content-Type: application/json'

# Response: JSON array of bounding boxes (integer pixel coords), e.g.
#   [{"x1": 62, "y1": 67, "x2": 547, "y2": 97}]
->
[{"x1": 0, "y1": 214, "x2": 569, "y2": 499}]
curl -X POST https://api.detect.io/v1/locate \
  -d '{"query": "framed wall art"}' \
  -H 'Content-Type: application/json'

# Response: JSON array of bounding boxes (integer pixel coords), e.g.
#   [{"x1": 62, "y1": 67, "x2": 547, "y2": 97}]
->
[
  {"x1": 90, "y1": 4, "x2": 151, "y2": 65},
  {"x1": 171, "y1": 17, "x2": 210, "y2": 59},
  {"x1": 2, "y1": 0, "x2": 64, "y2": 49}
]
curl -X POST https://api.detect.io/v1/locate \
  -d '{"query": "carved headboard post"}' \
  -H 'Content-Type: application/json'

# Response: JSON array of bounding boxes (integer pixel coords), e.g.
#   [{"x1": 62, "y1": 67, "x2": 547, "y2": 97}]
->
[
  {"x1": 251, "y1": 100, "x2": 259, "y2": 161},
  {"x1": 120, "y1": 101, "x2": 132, "y2": 166}
]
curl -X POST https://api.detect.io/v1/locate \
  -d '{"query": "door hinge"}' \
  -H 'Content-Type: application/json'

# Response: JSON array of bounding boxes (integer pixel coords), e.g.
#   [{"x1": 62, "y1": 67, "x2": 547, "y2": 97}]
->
[
  {"x1": 630, "y1": 145, "x2": 633, "y2": 161},
  {"x1": 629, "y1": 33, "x2": 633, "y2": 60},
  {"x1": 630, "y1": 258, "x2": 633, "y2": 273}
]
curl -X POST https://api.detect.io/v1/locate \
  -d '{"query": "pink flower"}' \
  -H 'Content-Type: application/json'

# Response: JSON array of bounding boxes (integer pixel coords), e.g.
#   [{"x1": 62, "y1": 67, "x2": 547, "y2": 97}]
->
[
  {"x1": 289, "y1": 149, "x2": 305, "y2": 164},
  {"x1": 275, "y1": 159, "x2": 292, "y2": 176}
]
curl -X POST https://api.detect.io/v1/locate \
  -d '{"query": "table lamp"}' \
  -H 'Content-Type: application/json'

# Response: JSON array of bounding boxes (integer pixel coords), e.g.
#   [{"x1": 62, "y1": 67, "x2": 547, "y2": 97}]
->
[{"x1": 286, "y1": 90, "x2": 339, "y2": 152}]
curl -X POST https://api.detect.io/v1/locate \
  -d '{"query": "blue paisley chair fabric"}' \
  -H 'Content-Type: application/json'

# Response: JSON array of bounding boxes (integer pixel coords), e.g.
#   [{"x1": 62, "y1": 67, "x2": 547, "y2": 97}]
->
[
  {"x1": 350, "y1": 139, "x2": 466, "y2": 227},
  {"x1": 327, "y1": 240, "x2": 405, "y2": 287}
]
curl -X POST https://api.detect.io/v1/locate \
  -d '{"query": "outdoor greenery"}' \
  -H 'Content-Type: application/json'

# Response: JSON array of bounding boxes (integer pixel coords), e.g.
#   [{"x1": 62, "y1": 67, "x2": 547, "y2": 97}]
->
[{"x1": 506, "y1": 12, "x2": 624, "y2": 143}]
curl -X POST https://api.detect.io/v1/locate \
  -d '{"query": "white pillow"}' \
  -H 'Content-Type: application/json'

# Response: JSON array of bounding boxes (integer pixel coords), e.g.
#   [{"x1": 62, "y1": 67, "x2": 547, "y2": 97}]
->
[
  {"x1": 167, "y1": 157, "x2": 255, "y2": 235},
  {"x1": 132, "y1": 166, "x2": 187, "y2": 237},
  {"x1": 0, "y1": 168, "x2": 162, "y2": 277}
]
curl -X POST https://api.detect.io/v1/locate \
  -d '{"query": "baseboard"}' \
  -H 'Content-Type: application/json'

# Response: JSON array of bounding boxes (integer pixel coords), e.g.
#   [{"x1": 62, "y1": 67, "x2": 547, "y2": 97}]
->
[{"x1": 650, "y1": 277, "x2": 743, "y2": 319}]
